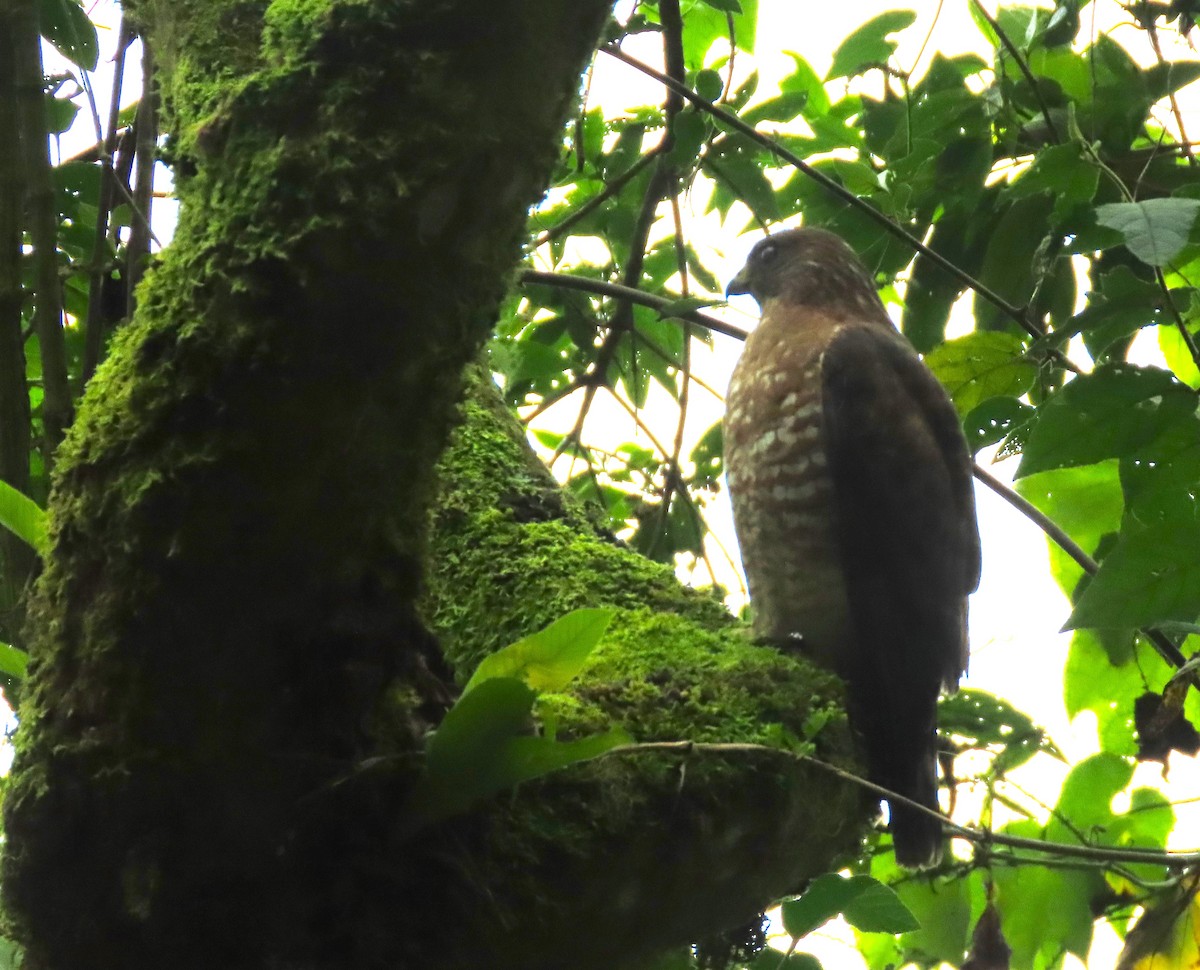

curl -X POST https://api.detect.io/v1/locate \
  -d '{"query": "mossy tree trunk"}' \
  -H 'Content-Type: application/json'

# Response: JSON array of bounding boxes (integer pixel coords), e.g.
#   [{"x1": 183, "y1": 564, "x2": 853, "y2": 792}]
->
[{"x1": 1, "y1": 4, "x2": 870, "y2": 969}]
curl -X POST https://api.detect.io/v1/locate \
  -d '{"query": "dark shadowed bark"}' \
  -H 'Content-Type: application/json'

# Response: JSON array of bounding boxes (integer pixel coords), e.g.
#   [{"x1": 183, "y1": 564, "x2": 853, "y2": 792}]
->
[{"x1": 1, "y1": 4, "x2": 870, "y2": 968}]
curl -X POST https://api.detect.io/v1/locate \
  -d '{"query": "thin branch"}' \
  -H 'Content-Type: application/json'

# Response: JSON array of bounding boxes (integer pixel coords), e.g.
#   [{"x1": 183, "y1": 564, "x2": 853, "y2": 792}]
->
[
  {"x1": 651, "y1": 189, "x2": 692, "y2": 561},
  {"x1": 972, "y1": 463, "x2": 1096, "y2": 576},
  {"x1": 601, "y1": 45, "x2": 1040, "y2": 340},
  {"x1": 534, "y1": 149, "x2": 661, "y2": 248},
  {"x1": 602, "y1": 739, "x2": 1200, "y2": 869},
  {"x1": 973, "y1": 461, "x2": 1189, "y2": 670},
  {"x1": 1142, "y1": 12, "x2": 1196, "y2": 164},
  {"x1": 82, "y1": 16, "x2": 134, "y2": 385},
  {"x1": 518, "y1": 270, "x2": 748, "y2": 341},
  {"x1": 971, "y1": 0, "x2": 1061, "y2": 144},
  {"x1": 1156, "y1": 267, "x2": 1200, "y2": 374}
]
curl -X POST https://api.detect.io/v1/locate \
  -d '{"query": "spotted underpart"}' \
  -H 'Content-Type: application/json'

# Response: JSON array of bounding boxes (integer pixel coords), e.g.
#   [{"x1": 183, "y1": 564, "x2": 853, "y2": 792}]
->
[
  {"x1": 723, "y1": 227, "x2": 981, "y2": 869},
  {"x1": 725, "y1": 311, "x2": 850, "y2": 669}
]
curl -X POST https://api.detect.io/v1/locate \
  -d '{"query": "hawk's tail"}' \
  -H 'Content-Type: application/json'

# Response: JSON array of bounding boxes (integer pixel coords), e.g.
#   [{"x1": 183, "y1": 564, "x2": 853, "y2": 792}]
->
[{"x1": 887, "y1": 769, "x2": 945, "y2": 868}]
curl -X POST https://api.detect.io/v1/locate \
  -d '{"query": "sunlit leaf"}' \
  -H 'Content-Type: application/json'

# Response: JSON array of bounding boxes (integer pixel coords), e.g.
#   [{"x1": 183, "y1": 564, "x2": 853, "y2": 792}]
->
[
  {"x1": 826, "y1": 10, "x2": 917, "y2": 81},
  {"x1": 0, "y1": 642, "x2": 29, "y2": 680},
  {"x1": 38, "y1": 0, "x2": 99, "y2": 70},
  {"x1": 404, "y1": 677, "x2": 629, "y2": 829},
  {"x1": 0, "y1": 482, "x2": 48, "y2": 554},
  {"x1": 1095, "y1": 198, "x2": 1200, "y2": 267},
  {"x1": 463, "y1": 608, "x2": 614, "y2": 695},
  {"x1": 925, "y1": 332, "x2": 1035, "y2": 417}
]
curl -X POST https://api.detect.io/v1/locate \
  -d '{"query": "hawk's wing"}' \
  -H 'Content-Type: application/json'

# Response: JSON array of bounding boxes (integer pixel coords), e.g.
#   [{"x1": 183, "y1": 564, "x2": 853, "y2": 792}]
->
[
  {"x1": 821, "y1": 322, "x2": 980, "y2": 687},
  {"x1": 820, "y1": 322, "x2": 980, "y2": 864}
]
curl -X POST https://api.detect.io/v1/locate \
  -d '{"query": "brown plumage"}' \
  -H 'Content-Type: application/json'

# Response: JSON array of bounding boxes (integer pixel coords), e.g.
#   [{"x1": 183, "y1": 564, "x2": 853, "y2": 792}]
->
[{"x1": 723, "y1": 227, "x2": 980, "y2": 867}]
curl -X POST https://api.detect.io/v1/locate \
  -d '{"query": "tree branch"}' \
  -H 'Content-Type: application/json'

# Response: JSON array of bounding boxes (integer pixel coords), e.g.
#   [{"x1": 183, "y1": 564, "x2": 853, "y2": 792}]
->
[{"x1": 600, "y1": 44, "x2": 1042, "y2": 339}]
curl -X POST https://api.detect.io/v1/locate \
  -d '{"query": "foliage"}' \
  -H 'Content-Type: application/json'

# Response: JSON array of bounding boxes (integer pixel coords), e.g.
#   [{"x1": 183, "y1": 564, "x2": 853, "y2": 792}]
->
[
  {"x1": 404, "y1": 609, "x2": 625, "y2": 829},
  {"x1": 8, "y1": 0, "x2": 1200, "y2": 967}
]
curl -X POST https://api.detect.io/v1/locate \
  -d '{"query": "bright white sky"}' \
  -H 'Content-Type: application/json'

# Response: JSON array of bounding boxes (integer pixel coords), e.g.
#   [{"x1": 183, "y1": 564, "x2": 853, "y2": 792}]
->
[{"x1": 38, "y1": 2, "x2": 1200, "y2": 966}]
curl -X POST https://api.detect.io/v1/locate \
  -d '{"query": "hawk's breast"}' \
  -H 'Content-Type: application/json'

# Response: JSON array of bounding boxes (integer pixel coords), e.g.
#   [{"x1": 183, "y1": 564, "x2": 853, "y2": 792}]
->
[{"x1": 724, "y1": 308, "x2": 852, "y2": 666}]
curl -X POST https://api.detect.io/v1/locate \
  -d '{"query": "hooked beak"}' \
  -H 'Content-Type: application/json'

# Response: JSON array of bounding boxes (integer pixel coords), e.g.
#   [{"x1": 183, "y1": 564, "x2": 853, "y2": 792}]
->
[{"x1": 725, "y1": 267, "x2": 752, "y2": 299}]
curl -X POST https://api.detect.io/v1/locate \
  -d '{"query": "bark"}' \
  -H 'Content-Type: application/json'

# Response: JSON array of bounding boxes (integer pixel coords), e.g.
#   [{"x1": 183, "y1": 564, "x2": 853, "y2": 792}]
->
[{"x1": 1, "y1": 3, "x2": 871, "y2": 968}]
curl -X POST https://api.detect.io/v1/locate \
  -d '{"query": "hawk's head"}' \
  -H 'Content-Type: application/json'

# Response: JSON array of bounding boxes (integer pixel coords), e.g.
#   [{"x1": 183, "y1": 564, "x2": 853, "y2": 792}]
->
[{"x1": 725, "y1": 228, "x2": 885, "y2": 320}]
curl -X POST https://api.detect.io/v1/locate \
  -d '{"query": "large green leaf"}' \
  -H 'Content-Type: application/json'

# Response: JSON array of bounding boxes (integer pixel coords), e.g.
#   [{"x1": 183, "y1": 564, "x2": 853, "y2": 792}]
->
[
  {"x1": 1015, "y1": 462, "x2": 1124, "y2": 597},
  {"x1": 826, "y1": 10, "x2": 916, "y2": 81},
  {"x1": 1016, "y1": 365, "x2": 1197, "y2": 478},
  {"x1": 404, "y1": 677, "x2": 629, "y2": 829},
  {"x1": 1063, "y1": 629, "x2": 1146, "y2": 754},
  {"x1": 1095, "y1": 198, "x2": 1200, "y2": 267},
  {"x1": 862, "y1": 855, "x2": 978, "y2": 968},
  {"x1": 782, "y1": 874, "x2": 918, "y2": 939},
  {"x1": 924, "y1": 331, "x2": 1035, "y2": 417},
  {"x1": 939, "y1": 689, "x2": 1061, "y2": 775},
  {"x1": 0, "y1": 642, "x2": 29, "y2": 680},
  {"x1": 0, "y1": 482, "x2": 48, "y2": 555},
  {"x1": 38, "y1": 0, "x2": 99, "y2": 70},
  {"x1": 1005, "y1": 142, "x2": 1099, "y2": 219},
  {"x1": 992, "y1": 820, "x2": 1103, "y2": 968},
  {"x1": 1066, "y1": 520, "x2": 1200, "y2": 630},
  {"x1": 463, "y1": 608, "x2": 614, "y2": 695}
]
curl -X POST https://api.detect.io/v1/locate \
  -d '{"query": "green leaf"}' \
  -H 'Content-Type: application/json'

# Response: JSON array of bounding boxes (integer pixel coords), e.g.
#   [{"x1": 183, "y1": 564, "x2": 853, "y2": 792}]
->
[
  {"x1": 1063, "y1": 630, "x2": 1144, "y2": 754},
  {"x1": 0, "y1": 482, "x2": 48, "y2": 554},
  {"x1": 698, "y1": 0, "x2": 741, "y2": 13},
  {"x1": 972, "y1": 195, "x2": 1051, "y2": 331},
  {"x1": 826, "y1": 10, "x2": 917, "y2": 81},
  {"x1": 962, "y1": 396, "x2": 1035, "y2": 453},
  {"x1": 992, "y1": 820, "x2": 1102, "y2": 967},
  {"x1": 1016, "y1": 364, "x2": 1197, "y2": 478},
  {"x1": 463, "y1": 608, "x2": 614, "y2": 695},
  {"x1": 1066, "y1": 520, "x2": 1200, "y2": 630},
  {"x1": 862, "y1": 859, "x2": 979, "y2": 967},
  {"x1": 782, "y1": 874, "x2": 917, "y2": 939},
  {"x1": 842, "y1": 880, "x2": 921, "y2": 934},
  {"x1": 656, "y1": 296, "x2": 719, "y2": 319},
  {"x1": 1121, "y1": 415, "x2": 1200, "y2": 524},
  {"x1": 1051, "y1": 753, "x2": 1131, "y2": 837},
  {"x1": 780, "y1": 52, "x2": 829, "y2": 116},
  {"x1": 924, "y1": 332, "x2": 1035, "y2": 417},
  {"x1": 672, "y1": 0, "x2": 758, "y2": 70},
  {"x1": 939, "y1": 689, "x2": 1061, "y2": 774},
  {"x1": 0, "y1": 642, "x2": 29, "y2": 680},
  {"x1": 1095, "y1": 198, "x2": 1200, "y2": 267},
  {"x1": 1016, "y1": 462, "x2": 1124, "y2": 598},
  {"x1": 1005, "y1": 142, "x2": 1099, "y2": 218},
  {"x1": 405, "y1": 677, "x2": 629, "y2": 828},
  {"x1": 1071, "y1": 266, "x2": 1168, "y2": 363},
  {"x1": 38, "y1": 0, "x2": 99, "y2": 70}
]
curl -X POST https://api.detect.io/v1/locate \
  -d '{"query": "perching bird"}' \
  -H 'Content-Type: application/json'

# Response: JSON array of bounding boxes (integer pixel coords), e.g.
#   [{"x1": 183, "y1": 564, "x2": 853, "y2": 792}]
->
[{"x1": 723, "y1": 227, "x2": 980, "y2": 867}]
